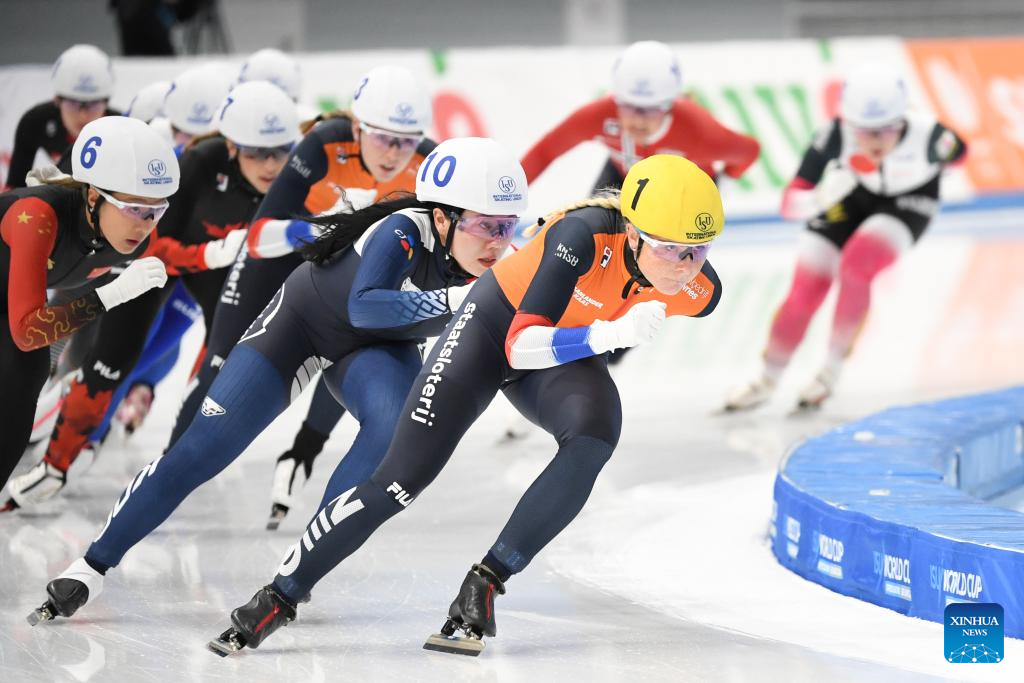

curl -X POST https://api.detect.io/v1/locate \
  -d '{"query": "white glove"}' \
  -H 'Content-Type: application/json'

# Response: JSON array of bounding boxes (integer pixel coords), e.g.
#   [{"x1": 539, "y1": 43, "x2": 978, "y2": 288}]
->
[
  {"x1": 95, "y1": 257, "x2": 167, "y2": 310},
  {"x1": 203, "y1": 229, "x2": 248, "y2": 269},
  {"x1": 588, "y1": 300, "x2": 667, "y2": 354},
  {"x1": 814, "y1": 160, "x2": 859, "y2": 211},
  {"x1": 446, "y1": 282, "x2": 475, "y2": 312}
]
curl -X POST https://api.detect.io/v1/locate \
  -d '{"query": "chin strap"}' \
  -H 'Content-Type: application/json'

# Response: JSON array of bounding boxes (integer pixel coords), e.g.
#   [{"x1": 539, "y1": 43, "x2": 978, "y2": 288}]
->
[
  {"x1": 621, "y1": 238, "x2": 651, "y2": 299},
  {"x1": 84, "y1": 187, "x2": 106, "y2": 251},
  {"x1": 437, "y1": 208, "x2": 472, "y2": 285}
]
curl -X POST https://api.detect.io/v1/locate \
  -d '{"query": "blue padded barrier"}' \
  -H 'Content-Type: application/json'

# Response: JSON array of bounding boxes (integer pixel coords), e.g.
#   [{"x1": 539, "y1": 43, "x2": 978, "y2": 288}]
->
[{"x1": 771, "y1": 387, "x2": 1024, "y2": 637}]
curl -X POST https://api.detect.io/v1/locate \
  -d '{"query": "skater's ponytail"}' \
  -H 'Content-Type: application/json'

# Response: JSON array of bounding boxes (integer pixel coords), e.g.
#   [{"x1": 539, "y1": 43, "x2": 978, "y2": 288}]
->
[
  {"x1": 301, "y1": 192, "x2": 448, "y2": 264},
  {"x1": 299, "y1": 109, "x2": 354, "y2": 136},
  {"x1": 522, "y1": 189, "x2": 622, "y2": 238}
]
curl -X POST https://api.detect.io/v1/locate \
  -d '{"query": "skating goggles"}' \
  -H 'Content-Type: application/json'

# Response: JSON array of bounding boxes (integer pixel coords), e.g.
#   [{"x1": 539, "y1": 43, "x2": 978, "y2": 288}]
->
[
  {"x1": 616, "y1": 101, "x2": 672, "y2": 118},
  {"x1": 456, "y1": 214, "x2": 518, "y2": 242},
  {"x1": 636, "y1": 229, "x2": 711, "y2": 262},
  {"x1": 852, "y1": 122, "x2": 903, "y2": 138},
  {"x1": 95, "y1": 188, "x2": 169, "y2": 223},
  {"x1": 237, "y1": 144, "x2": 294, "y2": 162},
  {"x1": 58, "y1": 97, "x2": 107, "y2": 113},
  {"x1": 358, "y1": 122, "x2": 423, "y2": 152}
]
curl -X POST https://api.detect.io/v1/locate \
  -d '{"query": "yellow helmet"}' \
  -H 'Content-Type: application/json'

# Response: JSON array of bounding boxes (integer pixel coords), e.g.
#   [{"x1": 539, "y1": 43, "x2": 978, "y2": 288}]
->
[{"x1": 620, "y1": 155, "x2": 724, "y2": 244}]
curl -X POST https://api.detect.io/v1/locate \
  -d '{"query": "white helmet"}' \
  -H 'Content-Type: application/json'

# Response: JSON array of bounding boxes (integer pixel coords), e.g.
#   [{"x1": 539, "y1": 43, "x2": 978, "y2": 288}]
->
[
  {"x1": 163, "y1": 65, "x2": 235, "y2": 135},
  {"x1": 351, "y1": 66, "x2": 432, "y2": 134},
  {"x1": 238, "y1": 48, "x2": 302, "y2": 101},
  {"x1": 841, "y1": 63, "x2": 908, "y2": 128},
  {"x1": 124, "y1": 80, "x2": 171, "y2": 123},
  {"x1": 51, "y1": 44, "x2": 114, "y2": 100},
  {"x1": 217, "y1": 81, "x2": 300, "y2": 148},
  {"x1": 415, "y1": 137, "x2": 527, "y2": 216},
  {"x1": 71, "y1": 116, "x2": 179, "y2": 198},
  {"x1": 612, "y1": 41, "x2": 682, "y2": 108}
]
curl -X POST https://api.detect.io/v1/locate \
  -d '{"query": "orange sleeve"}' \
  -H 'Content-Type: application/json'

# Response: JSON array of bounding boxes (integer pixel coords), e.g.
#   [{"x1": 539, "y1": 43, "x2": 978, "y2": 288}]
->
[
  {"x1": 521, "y1": 98, "x2": 615, "y2": 182},
  {"x1": 2, "y1": 197, "x2": 101, "y2": 351}
]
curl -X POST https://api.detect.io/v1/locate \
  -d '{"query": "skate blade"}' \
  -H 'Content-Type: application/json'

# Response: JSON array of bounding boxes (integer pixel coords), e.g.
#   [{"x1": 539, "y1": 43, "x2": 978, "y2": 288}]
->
[
  {"x1": 423, "y1": 633, "x2": 485, "y2": 656},
  {"x1": 789, "y1": 400, "x2": 825, "y2": 417},
  {"x1": 27, "y1": 602, "x2": 55, "y2": 626},
  {"x1": 714, "y1": 401, "x2": 765, "y2": 416},
  {"x1": 266, "y1": 506, "x2": 288, "y2": 531},
  {"x1": 207, "y1": 628, "x2": 246, "y2": 657}
]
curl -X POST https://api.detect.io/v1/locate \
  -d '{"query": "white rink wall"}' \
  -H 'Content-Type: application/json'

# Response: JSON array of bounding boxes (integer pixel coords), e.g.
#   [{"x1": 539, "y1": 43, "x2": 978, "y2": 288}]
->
[
  {"x1": 2, "y1": 38, "x2": 1021, "y2": 397},
  {"x1": 0, "y1": 37, "x2": 978, "y2": 215}
]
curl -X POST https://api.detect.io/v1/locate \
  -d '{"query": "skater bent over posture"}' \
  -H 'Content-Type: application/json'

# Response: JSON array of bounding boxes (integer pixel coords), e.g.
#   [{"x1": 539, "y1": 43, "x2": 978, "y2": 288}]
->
[
  {"x1": 0, "y1": 116, "x2": 177, "y2": 491},
  {"x1": 163, "y1": 67, "x2": 436, "y2": 528},
  {"x1": 213, "y1": 154, "x2": 724, "y2": 655},
  {"x1": 8, "y1": 82, "x2": 299, "y2": 508},
  {"x1": 6, "y1": 44, "x2": 119, "y2": 190},
  {"x1": 724, "y1": 62, "x2": 965, "y2": 412},
  {"x1": 29, "y1": 137, "x2": 527, "y2": 629}
]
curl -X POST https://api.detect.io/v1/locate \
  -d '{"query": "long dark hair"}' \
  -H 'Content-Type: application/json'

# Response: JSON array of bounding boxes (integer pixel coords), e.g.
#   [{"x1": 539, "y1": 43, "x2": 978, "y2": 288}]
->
[{"x1": 300, "y1": 191, "x2": 444, "y2": 264}]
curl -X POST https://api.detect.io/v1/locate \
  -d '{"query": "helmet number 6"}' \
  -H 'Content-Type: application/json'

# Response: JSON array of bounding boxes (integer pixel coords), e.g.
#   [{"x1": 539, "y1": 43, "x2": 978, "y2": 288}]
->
[{"x1": 80, "y1": 136, "x2": 103, "y2": 170}]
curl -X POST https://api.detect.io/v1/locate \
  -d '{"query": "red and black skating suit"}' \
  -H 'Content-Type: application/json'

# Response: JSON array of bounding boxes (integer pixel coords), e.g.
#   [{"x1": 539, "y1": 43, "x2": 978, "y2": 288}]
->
[{"x1": 0, "y1": 184, "x2": 148, "y2": 485}]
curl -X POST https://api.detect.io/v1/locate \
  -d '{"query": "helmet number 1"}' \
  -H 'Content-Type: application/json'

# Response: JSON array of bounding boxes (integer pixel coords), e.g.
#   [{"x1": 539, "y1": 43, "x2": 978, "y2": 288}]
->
[
  {"x1": 419, "y1": 152, "x2": 457, "y2": 188},
  {"x1": 80, "y1": 136, "x2": 103, "y2": 170},
  {"x1": 631, "y1": 177, "x2": 650, "y2": 211}
]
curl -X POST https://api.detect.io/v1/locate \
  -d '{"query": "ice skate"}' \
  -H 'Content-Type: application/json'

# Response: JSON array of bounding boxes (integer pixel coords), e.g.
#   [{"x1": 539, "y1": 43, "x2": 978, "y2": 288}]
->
[
  {"x1": 424, "y1": 564, "x2": 506, "y2": 656},
  {"x1": 794, "y1": 368, "x2": 837, "y2": 412},
  {"x1": 721, "y1": 372, "x2": 777, "y2": 413},
  {"x1": 114, "y1": 383, "x2": 154, "y2": 437},
  {"x1": 27, "y1": 558, "x2": 104, "y2": 625},
  {"x1": 266, "y1": 447, "x2": 316, "y2": 530},
  {"x1": 207, "y1": 584, "x2": 296, "y2": 657},
  {"x1": 498, "y1": 410, "x2": 533, "y2": 443},
  {"x1": 5, "y1": 461, "x2": 67, "y2": 511}
]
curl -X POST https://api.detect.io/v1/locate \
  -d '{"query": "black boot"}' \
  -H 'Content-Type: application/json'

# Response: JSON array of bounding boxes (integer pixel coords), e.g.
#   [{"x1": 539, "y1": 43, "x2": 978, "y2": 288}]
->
[
  {"x1": 448, "y1": 563, "x2": 506, "y2": 637},
  {"x1": 424, "y1": 564, "x2": 506, "y2": 656},
  {"x1": 208, "y1": 585, "x2": 296, "y2": 656}
]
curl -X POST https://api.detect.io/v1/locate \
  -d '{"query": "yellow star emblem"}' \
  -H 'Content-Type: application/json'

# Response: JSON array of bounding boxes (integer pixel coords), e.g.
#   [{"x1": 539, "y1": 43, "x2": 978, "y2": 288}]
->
[
  {"x1": 17, "y1": 211, "x2": 32, "y2": 224},
  {"x1": 47, "y1": 258, "x2": 54, "y2": 270}
]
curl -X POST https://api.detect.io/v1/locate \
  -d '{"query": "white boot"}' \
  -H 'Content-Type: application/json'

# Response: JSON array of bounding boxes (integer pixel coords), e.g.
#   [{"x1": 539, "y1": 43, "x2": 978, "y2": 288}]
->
[
  {"x1": 8, "y1": 461, "x2": 67, "y2": 508},
  {"x1": 796, "y1": 367, "x2": 837, "y2": 410},
  {"x1": 267, "y1": 453, "x2": 311, "y2": 530},
  {"x1": 28, "y1": 558, "x2": 104, "y2": 624},
  {"x1": 723, "y1": 372, "x2": 777, "y2": 412}
]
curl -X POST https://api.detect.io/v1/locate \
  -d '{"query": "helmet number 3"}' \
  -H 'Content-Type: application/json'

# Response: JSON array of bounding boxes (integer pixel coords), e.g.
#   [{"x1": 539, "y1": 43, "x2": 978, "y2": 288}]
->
[
  {"x1": 80, "y1": 136, "x2": 103, "y2": 170},
  {"x1": 631, "y1": 177, "x2": 649, "y2": 211},
  {"x1": 419, "y1": 152, "x2": 456, "y2": 188}
]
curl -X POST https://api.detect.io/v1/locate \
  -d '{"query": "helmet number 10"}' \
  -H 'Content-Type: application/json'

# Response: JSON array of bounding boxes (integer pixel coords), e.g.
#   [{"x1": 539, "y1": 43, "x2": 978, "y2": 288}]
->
[
  {"x1": 631, "y1": 177, "x2": 649, "y2": 211},
  {"x1": 420, "y1": 152, "x2": 457, "y2": 188}
]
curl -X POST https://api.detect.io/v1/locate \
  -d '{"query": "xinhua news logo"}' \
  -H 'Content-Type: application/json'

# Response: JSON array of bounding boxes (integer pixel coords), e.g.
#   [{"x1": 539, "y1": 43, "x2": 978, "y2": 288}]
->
[{"x1": 945, "y1": 603, "x2": 1003, "y2": 663}]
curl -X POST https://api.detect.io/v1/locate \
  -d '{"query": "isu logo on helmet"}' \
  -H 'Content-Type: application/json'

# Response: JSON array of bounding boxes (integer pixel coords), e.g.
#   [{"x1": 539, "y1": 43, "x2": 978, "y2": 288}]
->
[
  {"x1": 189, "y1": 102, "x2": 211, "y2": 125},
  {"x1": 148, "y1": 159, "x2": 167, "y2": 177},
  {"x1": 259, "y1": 113, "x2": 286, "y2": 135},
  {"x1": 498, "y1": 176, "x2": 517, "y2": 193},
  {"x1": 695, "y1": 213, "x2": 714, "y2": 230},
  {"x1": 75, "y1": 75, "x2": 98, "y2": 95}
]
